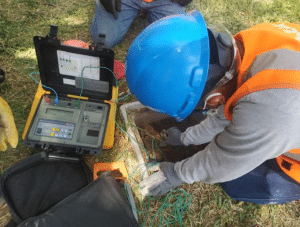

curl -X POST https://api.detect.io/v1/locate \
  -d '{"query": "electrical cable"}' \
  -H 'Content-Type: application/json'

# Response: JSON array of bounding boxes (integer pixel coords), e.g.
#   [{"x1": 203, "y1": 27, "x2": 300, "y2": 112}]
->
[
  {"x1": 75, "y1": 66, "x2": 88, "y2": 108},
  {"x1": 29, "y1": 72, "x2": 59, "y2": 104},
  {"x1": 118, "y1": 93, "x2": 132, "y2": 101},
  {"x1": 33, "y1": 64, "x2": 193, "y2": 226},
  {"x1": 100, "y1": 66, "x2": 193, "y2": 227}
]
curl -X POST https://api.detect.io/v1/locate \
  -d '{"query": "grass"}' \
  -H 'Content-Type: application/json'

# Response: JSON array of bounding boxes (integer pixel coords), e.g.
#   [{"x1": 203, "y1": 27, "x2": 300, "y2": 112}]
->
[{"x1": 0, "y1": 0, "x2": 300, "y2": 226}]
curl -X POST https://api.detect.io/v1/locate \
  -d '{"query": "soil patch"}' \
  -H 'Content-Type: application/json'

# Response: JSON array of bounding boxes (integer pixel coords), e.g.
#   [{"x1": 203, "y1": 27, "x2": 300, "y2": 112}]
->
[{"x1": 131, "y1": 108, "x2": 209, "y2": 163}]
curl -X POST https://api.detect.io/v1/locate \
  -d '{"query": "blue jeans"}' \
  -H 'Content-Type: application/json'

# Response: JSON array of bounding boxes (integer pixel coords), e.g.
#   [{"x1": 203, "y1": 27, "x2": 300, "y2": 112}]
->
[
  {"x1": 220, "y1": 159, "x2": 300, "y2": 204},
  {"x1": 90, "y1": 0, "x2": 185, "y2": 48}
]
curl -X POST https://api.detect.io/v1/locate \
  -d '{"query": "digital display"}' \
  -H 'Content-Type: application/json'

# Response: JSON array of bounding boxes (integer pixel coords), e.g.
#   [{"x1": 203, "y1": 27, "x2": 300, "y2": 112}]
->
[{"x1": 46, "y1": 108, "x2": 74, "y2": 118}]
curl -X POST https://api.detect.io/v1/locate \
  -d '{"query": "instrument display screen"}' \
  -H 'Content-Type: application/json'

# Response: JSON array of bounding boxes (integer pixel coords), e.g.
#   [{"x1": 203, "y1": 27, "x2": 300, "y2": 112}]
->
[{"x1": 46, "y1": 108, "x2": 74, "y2": 118}]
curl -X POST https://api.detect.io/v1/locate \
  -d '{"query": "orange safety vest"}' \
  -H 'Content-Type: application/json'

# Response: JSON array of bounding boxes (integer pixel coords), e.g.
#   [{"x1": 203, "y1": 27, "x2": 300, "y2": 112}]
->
[{"x1": 223, "y1": 22, "x2": 300, "y2": 183}]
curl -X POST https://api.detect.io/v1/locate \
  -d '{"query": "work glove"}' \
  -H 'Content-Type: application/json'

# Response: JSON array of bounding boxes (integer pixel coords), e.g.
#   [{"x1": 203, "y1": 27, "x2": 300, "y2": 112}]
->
[
  {"x1": 0, "y1": 97, "x2": 18, "y2": 151},
  {"x1": 170, "y1": 0, "x2": 192, "y2": 7},
  {"x1": 160, "y1": 127, "x2": 184, "y2": 147},
  {"x1": 100, "y1": 0, "x2": 122, "y2": 19},
  {"x1": 140, "y1": 162, "x2": 184, "y2": 196}
]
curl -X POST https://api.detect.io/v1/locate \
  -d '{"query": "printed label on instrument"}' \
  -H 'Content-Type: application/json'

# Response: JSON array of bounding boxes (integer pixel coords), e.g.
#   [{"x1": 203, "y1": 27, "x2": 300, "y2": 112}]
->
[{"x1": 57, "y1": 50, "x2": 100, "y2": 80}]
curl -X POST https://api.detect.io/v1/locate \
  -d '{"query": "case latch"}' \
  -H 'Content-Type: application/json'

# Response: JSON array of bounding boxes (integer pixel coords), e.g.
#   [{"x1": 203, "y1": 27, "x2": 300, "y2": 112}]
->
[
  {"x1": 47, "y1": 25, "x2": 60, "y2": 44},
  {"x1": 95, "y1": 34, "x2": 106, "y2": 51}
]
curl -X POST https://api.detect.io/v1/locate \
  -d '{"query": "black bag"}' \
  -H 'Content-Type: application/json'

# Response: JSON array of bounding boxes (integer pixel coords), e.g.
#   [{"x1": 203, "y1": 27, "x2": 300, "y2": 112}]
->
[
  {"x1": 0, "y1": 152, "x2": 92, "y2": 226},
  {"x1": 0, "y1": 152, "x2": 140, "y2": 227},
  {"x1": 16, "y1": 172, "x2": 140, "y2": 227}
]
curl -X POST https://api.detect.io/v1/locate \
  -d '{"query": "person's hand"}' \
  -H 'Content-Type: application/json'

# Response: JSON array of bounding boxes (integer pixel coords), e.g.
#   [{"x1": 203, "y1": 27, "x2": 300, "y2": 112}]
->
[
  {"x1": 140, "y1": 162, "x2": 184, "y2": 196},
  {"x1": 0, "y1": 97, "x2": 18, "y2": 151},
  {"x1": 160, "y1": 127, "x2": 184, "y2": 147},
  {"x1": 100, "y1": 0, "x2": 122, "y2": 19}
]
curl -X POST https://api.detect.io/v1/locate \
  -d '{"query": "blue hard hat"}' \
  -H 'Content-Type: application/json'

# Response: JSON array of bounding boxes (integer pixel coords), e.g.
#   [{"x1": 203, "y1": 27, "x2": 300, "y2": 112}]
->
[{"x1": 125, "y1": 10, "x2": 210, "y2": 122}]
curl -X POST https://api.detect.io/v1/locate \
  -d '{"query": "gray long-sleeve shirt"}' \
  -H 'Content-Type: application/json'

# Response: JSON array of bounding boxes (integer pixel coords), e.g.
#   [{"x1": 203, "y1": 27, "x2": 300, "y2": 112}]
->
[{"x1": 174, "y1": 88, "x2": 300, "y2": 184}]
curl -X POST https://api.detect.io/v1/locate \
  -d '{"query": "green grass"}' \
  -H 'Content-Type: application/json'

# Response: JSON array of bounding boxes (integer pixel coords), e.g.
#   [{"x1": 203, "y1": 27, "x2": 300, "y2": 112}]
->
[{"x1": 0, "y1": 0, "x2": 300, "y2": 226}]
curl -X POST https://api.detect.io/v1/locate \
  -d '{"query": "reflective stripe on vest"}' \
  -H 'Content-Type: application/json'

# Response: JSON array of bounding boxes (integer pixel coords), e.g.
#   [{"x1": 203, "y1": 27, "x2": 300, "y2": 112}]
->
[
  {"x1": 223, "y1": 22, "x2": 300, "y2": 183},
  {"x1": 224, "y1": 48, "x2": 300, "y2": 183},
  {"x1": 242, "y1": 49, "x2": 300, "y2": 83},
  {"x1": 224, "y1": 48, "x2": 300, "y2": 121},
  {"x1": 284, "y1": 152, "x2": 300, "y2": 162}
]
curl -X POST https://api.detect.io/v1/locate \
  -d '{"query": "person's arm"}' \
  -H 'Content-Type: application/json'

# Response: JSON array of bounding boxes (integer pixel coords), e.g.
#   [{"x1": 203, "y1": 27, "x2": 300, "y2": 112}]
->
[
  {"x1": 175, "y1": 89, "x2": 300, "y2": 184},
  {"x1": 181, "y1": 105, "x2": 230, "y2": 146}
]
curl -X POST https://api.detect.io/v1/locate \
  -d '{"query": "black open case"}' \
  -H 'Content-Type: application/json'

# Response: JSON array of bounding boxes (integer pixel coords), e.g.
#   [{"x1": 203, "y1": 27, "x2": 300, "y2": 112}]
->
[
  {"x1": 33, "y1": 28, "x2": 114, "y2": 101},
  {"x1": 0, "y1": 152, "x2": 140, "y2": 227},
  {"x1": 23, "y1": 26, "x2": 115, "y2": 155}
]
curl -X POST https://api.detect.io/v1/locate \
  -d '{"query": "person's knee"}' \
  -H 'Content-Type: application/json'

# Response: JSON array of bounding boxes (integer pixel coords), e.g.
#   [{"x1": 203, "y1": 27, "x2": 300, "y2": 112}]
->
[
  {"x1": 90, "y1": 0, "x2": 139, "y2": 48},
  {"x1": 90, "y1": 29, "x2": 119, "y2": 48},
  {"x1": 148, "y1": 2, "x2": 184, "y2": 24},
  {"x1": 104, "y1": 38, "x2": 120, "y2": 49},
  {"x1": 90, "y1": 14, "x2": 121, "y2": 48}
]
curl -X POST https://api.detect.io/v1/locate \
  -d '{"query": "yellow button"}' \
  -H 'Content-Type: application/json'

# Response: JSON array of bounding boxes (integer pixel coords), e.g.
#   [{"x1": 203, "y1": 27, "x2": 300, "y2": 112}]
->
[
  {"x1": 56, "y1": 128, "x2": 60, "y2": 132},
  {"x1": 50, "y1": 133, "x2": 54, "y2": 136},
  {"x1": 52, "y1": 128, "x2": 56, "y2": 131}
]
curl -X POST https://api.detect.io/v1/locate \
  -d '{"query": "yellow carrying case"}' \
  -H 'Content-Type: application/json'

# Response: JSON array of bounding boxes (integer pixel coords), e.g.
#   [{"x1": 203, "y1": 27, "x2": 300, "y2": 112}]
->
[{"x1": 23, "y1": 26, "x2": 117, "y2": 155}]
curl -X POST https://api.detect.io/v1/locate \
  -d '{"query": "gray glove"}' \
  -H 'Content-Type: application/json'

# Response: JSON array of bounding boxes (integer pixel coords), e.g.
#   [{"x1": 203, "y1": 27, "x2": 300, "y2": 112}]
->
[
  {"x1": 140, "y1": 162, "x2": 184, "y2": 196},
  {"x1": 100, "y1": 0, "x2": 122, "y2": 19},
  {"x1": 160, "y1": 127, "x2": 184, "y2": 147}
]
